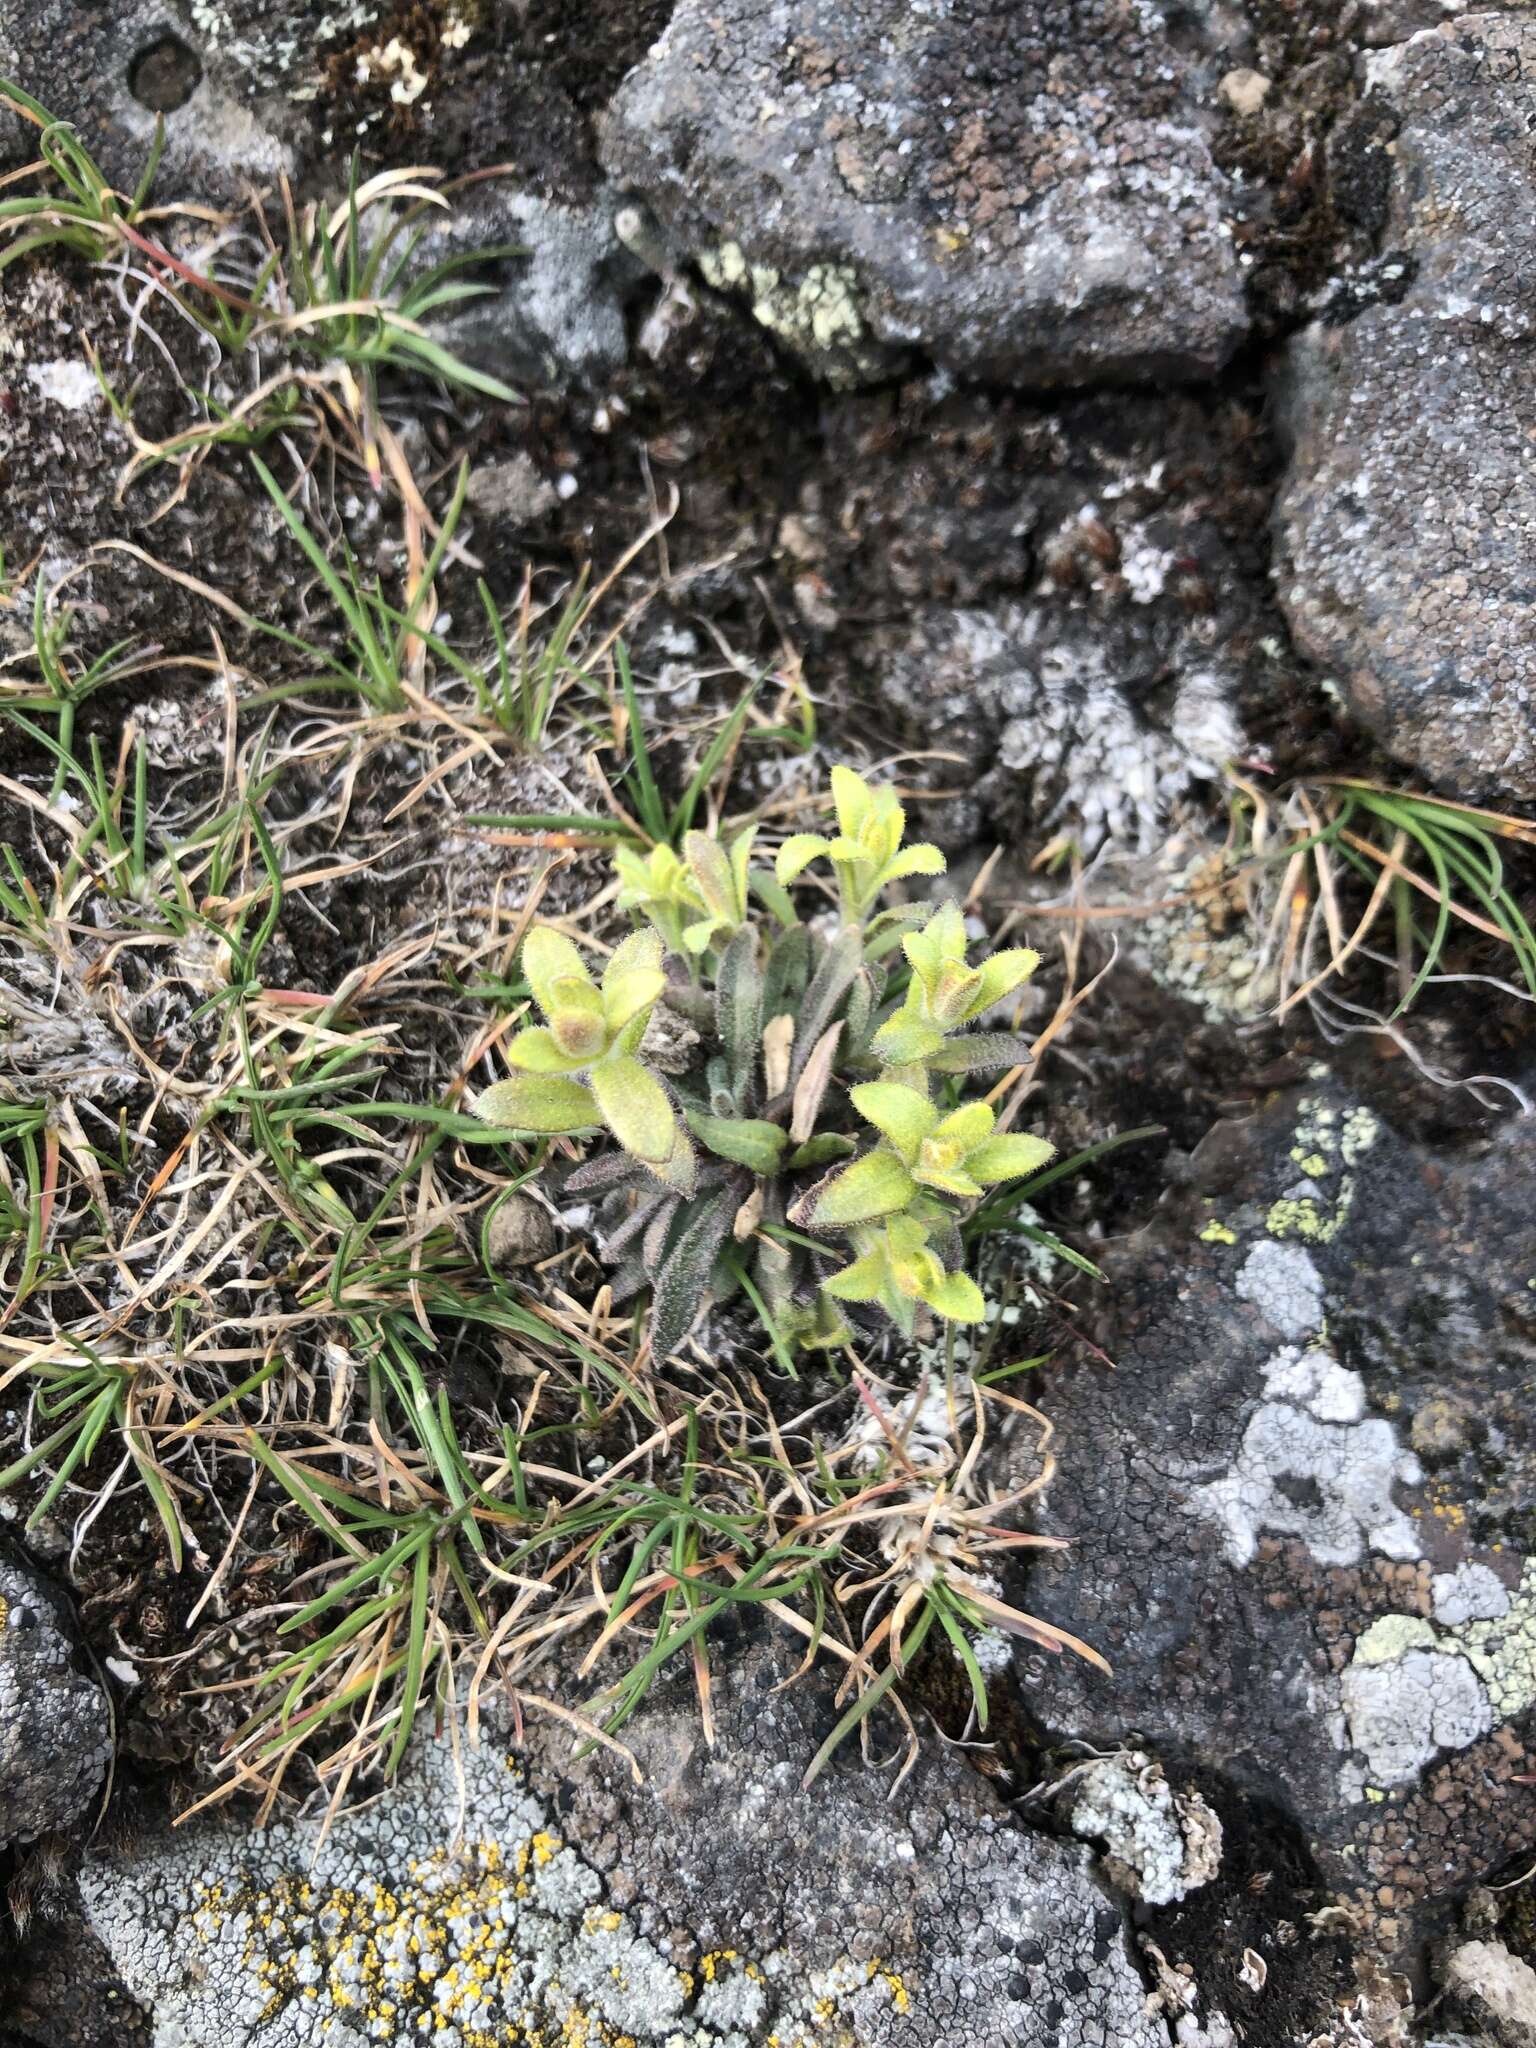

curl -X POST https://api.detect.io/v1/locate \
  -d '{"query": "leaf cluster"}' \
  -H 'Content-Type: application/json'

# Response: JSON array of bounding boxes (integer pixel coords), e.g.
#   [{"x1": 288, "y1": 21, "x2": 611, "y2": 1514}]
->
[{"x1": 475, "y1": 768, "x2": 1053, "y2": 1357}]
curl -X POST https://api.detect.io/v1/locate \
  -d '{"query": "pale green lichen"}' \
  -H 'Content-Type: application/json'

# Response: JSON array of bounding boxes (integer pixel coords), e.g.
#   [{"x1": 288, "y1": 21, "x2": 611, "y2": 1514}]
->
[
  {"x1": 699, "y1": 243, "x2": 884, "y2": 384},
  {"x1": 1266, "y1": 1097, "x2": 1378, "y2": 1244},
  {"x1": 1266, "y1": 1188, "x2": 1353, "y2": 1243}
]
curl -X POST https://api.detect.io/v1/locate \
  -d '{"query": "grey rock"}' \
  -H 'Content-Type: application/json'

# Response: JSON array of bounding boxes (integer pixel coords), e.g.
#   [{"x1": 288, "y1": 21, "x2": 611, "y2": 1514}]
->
[
  {"x1": 0, "y1": 1557, "x2": 111, "y2": 1847},
  {"x1": 409, "y1": 186, "x2": 638, "y2": 390},
  {"x1": 599, "y1": 0, "x2": 1249, "y2": 387},
  {"x1": 1443, "y1": 1941, "x2": 1536, "y2": 2048},
  {"x1": 82, "y1": 1642, "x2": 1164, "y2": 2048},
  {"x1": 1277, "y1": 13, "x2": 1536, "y2": 799},
  {"x1": 0, "y1": 0, "x2": 299, "y2": 202},
  {"x1": 1026, "y1": 1083, "x2": 1536, "y2": 1950}
]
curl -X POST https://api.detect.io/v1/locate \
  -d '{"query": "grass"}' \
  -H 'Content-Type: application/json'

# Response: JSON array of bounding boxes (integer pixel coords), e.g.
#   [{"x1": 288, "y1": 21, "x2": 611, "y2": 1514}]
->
[
  {"x1": 0, "y1": 86, "x2": 1115, "y2": 1824},
  {"x1": 1230, "y1": 773, "x2": 1536, "y2": 1018}
]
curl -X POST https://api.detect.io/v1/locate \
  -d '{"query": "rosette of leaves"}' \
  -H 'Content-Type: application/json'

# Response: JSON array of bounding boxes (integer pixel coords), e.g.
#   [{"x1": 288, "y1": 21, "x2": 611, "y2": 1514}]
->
[
  {"x1": 475, "y1": 770, "x2": 1054, "y2": 1359},
  {"x1": 473, "y1": 927, "x2": 696, "y2": 1188}
]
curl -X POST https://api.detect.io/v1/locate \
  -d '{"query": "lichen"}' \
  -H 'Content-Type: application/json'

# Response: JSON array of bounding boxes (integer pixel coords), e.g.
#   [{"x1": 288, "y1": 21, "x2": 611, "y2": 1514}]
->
[
  {"x1": 1189, "y1": 1347, "x2": 1421, "y2": 1567},
  {"x1": 699, "y1": 243, "x2": 885, "y2": 386},
  {"x1": 80, "y1": 1731, "x2": 926, "y2": 2048},
  {"x1": 1339, "y1": 1558, "x2": 1536, "y2": 1789}
]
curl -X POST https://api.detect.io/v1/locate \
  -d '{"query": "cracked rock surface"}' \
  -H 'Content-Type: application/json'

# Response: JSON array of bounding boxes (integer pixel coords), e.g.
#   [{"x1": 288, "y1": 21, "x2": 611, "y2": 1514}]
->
[
  {"x1": 82, "y1": 1642, "x2": 1163, "y2": 2048},
  {"x1": 1277, "y1": 11, "x2": 1536, "y2": 800},
  {"x1": 0, "y1": 1555, "x2": 111, "y2": 1848},
  {"x1": 600, "y1": 0, "x2": 1250, "y2": 386},
  {"x1": 1029, "y1": 1081, "x2": 1536, "y2": 1956}
]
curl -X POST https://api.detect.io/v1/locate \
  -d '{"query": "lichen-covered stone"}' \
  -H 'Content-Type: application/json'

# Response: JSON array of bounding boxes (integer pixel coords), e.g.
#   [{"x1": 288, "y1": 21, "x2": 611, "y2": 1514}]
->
[
  {"x1": 0, "y1": 1556, "x2": 111, "y2": 1847},
  {"x1": 1064, "y1": 1752, "x2": 1223, "y2": 1907},
  {"x1": 1027, "y1": 1083, "x2": 1536, "y2": 1952},
  {"x1": 82, "y1": 1642, "x2": 1165, "y2": 2048},
  {"x1": 1277, "y1": 12, "x2": 1536, "y2": 800},
  {"x1": 600, "y1": 0, "x2": 1249, "y2": 387}
]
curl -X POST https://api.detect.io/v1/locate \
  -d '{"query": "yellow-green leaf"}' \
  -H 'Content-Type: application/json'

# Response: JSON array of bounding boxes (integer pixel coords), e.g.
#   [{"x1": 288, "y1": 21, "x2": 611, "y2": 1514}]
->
[
  {"x1": 807, "y1": 1149, "x2": 915, "y2": 1229},
  {"x1": 589, "y1": 1055, "x2": 677, "y2": 1164},
  {"x1": 849, "y1": 1080, "x2": 937, "y2": 1163},
  {"x1": 522, "y1": 927, "x2": 592, "y2": 1015},
  {"x1": 474, "y1": 1072, "x2": 599, "y2": 1134},
  {"x1": 963, "y1": 1133, "x2": 1055, "y2": 1185},
  {"x1": 775, "y1": 833, "x2": 832, "y2": 886},
  {"x1": 506, "y1": 1025, "x2": 583, "y2": 1073}
]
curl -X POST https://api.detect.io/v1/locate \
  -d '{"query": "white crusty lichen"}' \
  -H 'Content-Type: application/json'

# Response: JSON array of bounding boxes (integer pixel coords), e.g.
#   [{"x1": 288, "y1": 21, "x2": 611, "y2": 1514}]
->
[
  {"x1": 1233, "y1": 1240, "x2": 1325, "y2": 1342},
  {"x1": 1336, "y1": 1559, "x2": 1536, "y2": 1792},
  {"x1": 78, "y1": 1730, "x2": 917, "y2": 2048},
  {"x1": 1189, "y1": 1345, "x2": 1422, "y2": 1568},
  {"x1": 1064, "y1": 1752, "x2": 1222, "y2": 1906}
]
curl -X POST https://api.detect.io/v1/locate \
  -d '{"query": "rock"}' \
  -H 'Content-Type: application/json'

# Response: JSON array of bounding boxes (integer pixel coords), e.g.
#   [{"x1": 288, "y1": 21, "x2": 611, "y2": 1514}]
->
[
  {"x1": 600, "y1": 0, "x2": 1249, "y2": 388},
  {"x1": 874, "y1": 602, "x2": 1241, "y2": 853},
  {"x1": 1026, "y1": 1082, "x2": 1536, "y2": 1953},
  {"x1": 0, "y1": 0, "x2": 297, "y2": 203},
  {"x1": 1063, "y1": 1751, "x2": 1223, "y2": 1906},
  {"x1": 1218, "y1": 69, "x2": 1272, "y2": 118},
  {"x1": 1443, "y1": 1940, "x2": 1536, "y2": 2048},
  {"x1": 484, "y1": 1192, "x2": 556, "y2": 1270},
  {"x1": 81, "y1": 1642, "x2": 1165, "y2": 2048},
  {"x1": 5, "y1": 1902, "x2": 150, "y2": 2048},
  {"x1": 1276, "y1": 14, "x2": 1536, "y2": 800},
  {"x1": 408, "y1": 185, "x2": 638, "y2": 391},
  {"x1": 0, "y1": 1557, "x2": 111, "y2": 1847}
]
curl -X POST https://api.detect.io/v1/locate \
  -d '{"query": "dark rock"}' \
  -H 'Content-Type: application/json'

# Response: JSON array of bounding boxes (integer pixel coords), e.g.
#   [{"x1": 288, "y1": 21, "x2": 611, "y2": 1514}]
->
[
  {"x1": 600, "y1": 0, "x2": 1250, "y2": 388},
  {"x1": 1276, "y1": 13, "x2": 1536, "y2": 800},
  {"x1": 0, "y1": 1557, "x2": 111, "y2": 1848},
  {"x1": 1028, "y1": 1081, "x2": 1536, "y2": 1956}
]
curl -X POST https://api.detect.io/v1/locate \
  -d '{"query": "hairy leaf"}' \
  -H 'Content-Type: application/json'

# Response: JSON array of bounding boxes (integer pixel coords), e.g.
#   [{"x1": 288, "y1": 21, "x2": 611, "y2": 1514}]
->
[
  {"x1": 801, "y1": 1148, "x2": 915, "y2": 1229},
  {"x1": 474, "y1": 1072, "x2": 598, "y2": 1135},
  {"x1": 762, "y1": 924, "x2": 812, "y2": 1018},
  {"x1": 850, "y1": 1080, "x2": 936, "y2": 1163},
  {"x1": 791, "y1": 929, "x2": 862, "y2": 1084},
  {"x1": 686, "y1": 1111, "x2": 786, "y2": 1174},
  {"x1": 925, "y1": 1031, "x2": 1034, "y2": 1074},
  {"x1": 715, "y1": 924, "x2": 764, "y2": 1106},
  {"x1": 964, "y1": 1133, "x2": 1055, "y2": 1184},
  {"x1": 651, "y1": 1188, "x2": 738, "y2": 1358},
  {"x1": 590, "y1": 1057, "x2": 678, "y2": 1164}
]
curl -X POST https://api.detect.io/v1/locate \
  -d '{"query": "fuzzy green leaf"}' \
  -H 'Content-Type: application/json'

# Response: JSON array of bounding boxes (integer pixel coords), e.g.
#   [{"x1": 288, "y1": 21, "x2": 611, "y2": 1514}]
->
[
  {"x1": 474, "y1": 1072, "x2": 599, "y2": 1135},
  {"x1": 506, "y1": 1025, "x2": 583, "y2": 1073},
  {"x1": 924, "y1": 1031, "x2": 1034, "y2": 1075},
  {"x1": 716, "y1": 925, "x2": 764, "y2": 1105},
  {"x1": 601, "y1": 966, "x2": 666, "y2": 1036},
  {"x1": 805, "y1": 1149, "x2": 915, "y2": 1229},
  {"x1": 871, "y1": 1007, "x2": 944, "y2": 1066},
  {"x1": 925, "y1": 1269, "x2": 986, "y2": 1322},
  {"x1": 775, "y1": 833, "x2": 832, "y2": 886},
  {"x1": 849, "y1": 1081, "x2": 937, "y2": 1164},
  {"x1": 522, "y1": 926, "x2": 591, "y2": 1014},
  {"x1": 650, "y1": 1189, "x2": 737, "y2": 1357},
  {"x1": 589, "y1": 1057, "x2": 677, "y2": 1164},
  {"x1": 686, "y1": 1111, "x2": 786, "y2": 1174},
  {"x1": 960, "y1": 1133, "x2": 1056, "y2": 1185},
  {"x1": 785, "y1": 1133, "x2": 856, "y2": 1171},
  {"x1": 879, "y1": 842, "x2": 947, "y2": 885},
  {"x1": 966, "y1": 946, "x2": 1042, "y2": 1019}
]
